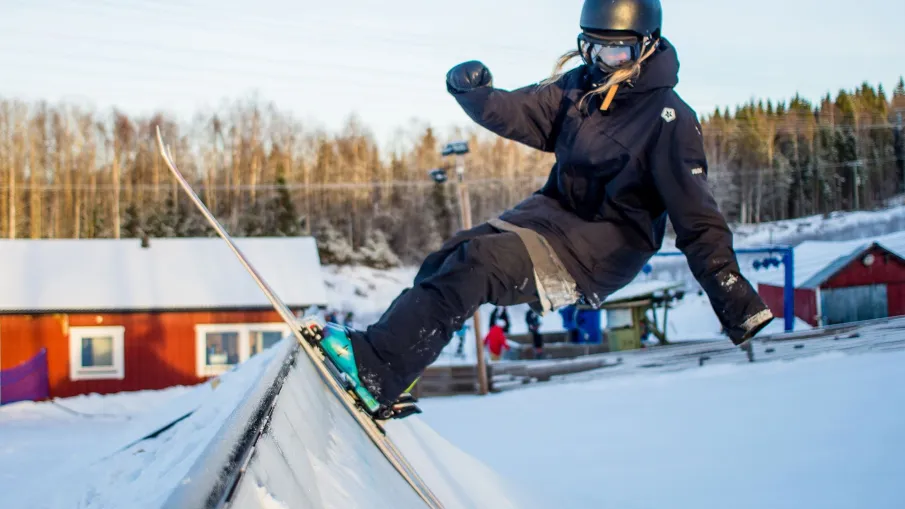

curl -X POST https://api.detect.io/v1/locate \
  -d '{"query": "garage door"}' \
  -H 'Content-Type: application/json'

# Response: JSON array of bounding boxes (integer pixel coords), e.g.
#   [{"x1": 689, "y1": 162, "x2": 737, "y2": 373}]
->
[{"x1": 821, "y1": 284, "x2": 888, "y2": 325}]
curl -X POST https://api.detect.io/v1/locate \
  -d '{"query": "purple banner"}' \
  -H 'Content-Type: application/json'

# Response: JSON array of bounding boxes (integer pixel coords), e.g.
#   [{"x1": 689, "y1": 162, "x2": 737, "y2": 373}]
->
[{"x1": 1, "y1": 348, "x2": 50, "y2": 405}]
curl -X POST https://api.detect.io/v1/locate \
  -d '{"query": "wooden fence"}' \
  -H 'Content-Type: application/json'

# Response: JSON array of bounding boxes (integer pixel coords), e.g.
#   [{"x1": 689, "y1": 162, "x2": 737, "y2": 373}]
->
[{"x1": 411, "y1": 354, "x2": 621, "y2": 398}]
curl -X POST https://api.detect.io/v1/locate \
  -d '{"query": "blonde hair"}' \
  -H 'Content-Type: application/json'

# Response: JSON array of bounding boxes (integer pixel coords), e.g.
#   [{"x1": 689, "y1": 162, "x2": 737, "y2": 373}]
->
[{"x1": 541, "y1": 40, "x2": 660, "y2": 112}]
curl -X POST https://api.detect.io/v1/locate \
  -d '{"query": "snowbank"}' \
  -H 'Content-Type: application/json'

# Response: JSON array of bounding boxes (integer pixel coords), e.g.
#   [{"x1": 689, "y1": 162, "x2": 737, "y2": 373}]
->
[{"x1": 0, "y1": 344, "x2": 283, "y2": 509}]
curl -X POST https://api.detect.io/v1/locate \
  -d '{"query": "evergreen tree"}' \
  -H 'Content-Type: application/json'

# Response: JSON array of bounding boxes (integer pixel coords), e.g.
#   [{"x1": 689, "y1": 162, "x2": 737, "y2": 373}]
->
[
  {"x1": 894, "y1": 79, "x2": 905, "y2": 193},
  {"x1": 358, "y1": 228, "x2": 401, "y2": 269},
  {"x1": 269, "y1": 165, "x2": 301, "y2": 236},
  {"x1": 121, "y1": 203, "x2": 143, "y2": 238},
  {"x1": 315, "y1": 218, "x2": 359, "y2": 265},
  {"x1": 238, "y1": 199, "x2": 269, "y2": 237},
  {"x1": 145, "y1": 197, "x2": 179, "y2": 237}
]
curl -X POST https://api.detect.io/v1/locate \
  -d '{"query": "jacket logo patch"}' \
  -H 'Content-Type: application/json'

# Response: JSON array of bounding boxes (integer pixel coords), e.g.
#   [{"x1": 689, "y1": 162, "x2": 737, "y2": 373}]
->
[{"x1": 661, "y1": 107, "x2": 676, "y2": 123}]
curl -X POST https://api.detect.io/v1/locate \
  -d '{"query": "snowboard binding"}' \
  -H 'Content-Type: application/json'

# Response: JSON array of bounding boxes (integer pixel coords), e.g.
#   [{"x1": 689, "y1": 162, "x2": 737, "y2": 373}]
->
[{"x1": 299, "y1": 318, "x2": 422, "y2": 421}]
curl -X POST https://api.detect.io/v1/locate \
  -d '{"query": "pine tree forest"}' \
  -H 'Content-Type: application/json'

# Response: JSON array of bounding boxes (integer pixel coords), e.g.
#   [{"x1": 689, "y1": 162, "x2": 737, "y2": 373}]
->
[{"x1": 1, "y1": 78, "x2": 904, "y2": 267}]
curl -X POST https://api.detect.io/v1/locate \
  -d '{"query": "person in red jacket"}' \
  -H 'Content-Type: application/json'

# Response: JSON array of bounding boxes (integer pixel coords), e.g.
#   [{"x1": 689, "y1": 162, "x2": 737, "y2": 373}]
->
[{"x1": 484, "y1": 324, "x2": 510, "y2": 361}]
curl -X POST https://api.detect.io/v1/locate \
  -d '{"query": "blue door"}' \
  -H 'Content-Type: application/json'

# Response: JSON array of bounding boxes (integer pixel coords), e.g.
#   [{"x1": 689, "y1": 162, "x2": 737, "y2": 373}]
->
[{"x1": 820, "y1": 284, "x2": 888, "y2": 325}]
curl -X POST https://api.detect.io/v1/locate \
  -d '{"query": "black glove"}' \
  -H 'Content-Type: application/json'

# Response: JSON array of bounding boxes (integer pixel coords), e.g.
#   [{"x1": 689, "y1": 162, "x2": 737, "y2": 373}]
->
[{"x1": 446, "y1": 60, "x2": 493, "y2": 94}]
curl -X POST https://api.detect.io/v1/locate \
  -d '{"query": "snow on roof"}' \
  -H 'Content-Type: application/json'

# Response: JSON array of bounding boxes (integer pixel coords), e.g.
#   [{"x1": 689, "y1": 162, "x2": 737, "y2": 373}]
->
[
  {"x1": 604, "y1": 280, "x2": 682, "y2": 304},
  {"x1": 757, "y1": 229, "x2": 905, "y2": 288},
  {"x1": 0, "y1": 237, "x2": 328, "y2": 313}
]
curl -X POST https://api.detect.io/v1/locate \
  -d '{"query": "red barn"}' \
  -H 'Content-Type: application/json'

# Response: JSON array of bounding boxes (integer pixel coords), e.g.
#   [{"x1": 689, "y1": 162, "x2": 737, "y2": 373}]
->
[
  {"x1": 757, "y1": 232, "x2": 905, "y2": 327},
  {"x1": 0, "y1": 237, "x2": 327, "y2": 403}
]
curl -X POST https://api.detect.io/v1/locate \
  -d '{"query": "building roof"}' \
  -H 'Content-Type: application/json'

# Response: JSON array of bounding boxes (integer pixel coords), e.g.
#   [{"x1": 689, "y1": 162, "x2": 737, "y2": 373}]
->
[
  {"x1": 604, "y1": 280, "x2": 683, "y2": 305},
  {"x1": 756, "y1": 230, "x2": 905, "y2": 289},
  {"x1": 0, "y1": 237, "x2": 328, "y2": 313}
]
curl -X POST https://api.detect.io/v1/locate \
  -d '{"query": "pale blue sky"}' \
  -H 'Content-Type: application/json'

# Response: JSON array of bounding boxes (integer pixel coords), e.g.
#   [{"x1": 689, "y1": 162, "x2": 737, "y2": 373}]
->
[{"x1": 1, "y1": 0, "x2": 902, "y2": 149}]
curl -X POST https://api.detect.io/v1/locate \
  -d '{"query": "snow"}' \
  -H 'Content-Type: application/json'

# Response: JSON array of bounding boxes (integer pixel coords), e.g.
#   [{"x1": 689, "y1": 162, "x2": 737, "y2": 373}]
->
[
  {"x1": 419, "y1": 346, "x2": 905, "y2": 509},
  {"x1": 320, "y1": 264, "x2": 419, "y2": 327},
  {"x1": 605, "y1": 279, "x2": 681, "y2": 303},
  {"x1": 651, "y1": 292, "x2": 812, "y2": 342},
  {"x1": 0, "y1": 342, "x2": 284, "y2": 509},
  {"x1": 660, "y1": 205, "x2": 905, "y2": 253},
  {"x1": 0, "y1": 338, "x2": 530, "y2": 509},
  {"x1": 387, "y1": 418, "x2": 542, "y2": 509},
  {"x1": 0, "y1": 237, "x2": 327, "y2": 312}
]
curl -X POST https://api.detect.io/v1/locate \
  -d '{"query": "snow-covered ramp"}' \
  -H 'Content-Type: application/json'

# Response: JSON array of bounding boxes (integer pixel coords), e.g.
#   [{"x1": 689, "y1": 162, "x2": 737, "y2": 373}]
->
[{"x1": 161, "y1": 340, "x2": 530, "y2": 509}]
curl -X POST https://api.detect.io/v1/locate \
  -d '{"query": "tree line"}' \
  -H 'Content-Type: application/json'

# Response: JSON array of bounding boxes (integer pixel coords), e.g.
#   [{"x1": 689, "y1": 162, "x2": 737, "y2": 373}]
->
[{"x1": 0, "y1": 77, "x2": 903, "y2": 267}]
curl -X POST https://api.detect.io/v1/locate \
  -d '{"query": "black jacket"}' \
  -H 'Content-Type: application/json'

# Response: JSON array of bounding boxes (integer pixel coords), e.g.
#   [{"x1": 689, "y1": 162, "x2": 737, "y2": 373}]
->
[{"x1": 449, "y1": 38, "x2": 772, "y2": 344}]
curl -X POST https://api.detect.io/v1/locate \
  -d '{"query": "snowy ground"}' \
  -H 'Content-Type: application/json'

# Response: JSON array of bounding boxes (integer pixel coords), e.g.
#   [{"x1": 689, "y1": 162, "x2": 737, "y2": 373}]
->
[
  {"x1": 2, "y1": 319, "x2": 903, "y2": 508},
  {"x1": 0, "y1": 346, "x2": 282, "y2": 509},
  {"x1": 419, "y1": 346, "x2": 905, "y2": 509},
  {"x1": 0, "y1": 340, "x2": 534, "y2": 509}
]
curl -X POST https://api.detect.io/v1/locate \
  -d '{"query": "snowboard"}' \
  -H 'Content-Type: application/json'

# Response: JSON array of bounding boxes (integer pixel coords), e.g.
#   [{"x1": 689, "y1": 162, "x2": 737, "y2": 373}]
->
[{"x1": 154, "y1": 127, "x2": 443, "y2": 509}]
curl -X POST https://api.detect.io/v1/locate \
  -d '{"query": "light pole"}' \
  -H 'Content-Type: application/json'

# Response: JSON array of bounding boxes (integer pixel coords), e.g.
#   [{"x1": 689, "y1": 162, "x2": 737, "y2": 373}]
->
[{"x1": 440, "y1": 140, "x2": 489, "y2": 396}]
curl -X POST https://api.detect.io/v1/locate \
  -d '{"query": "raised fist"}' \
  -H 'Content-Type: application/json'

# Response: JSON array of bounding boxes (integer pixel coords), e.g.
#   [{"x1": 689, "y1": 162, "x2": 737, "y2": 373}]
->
[{"x1": 446, "y1": 60, "x2": 493, "y2": 94}]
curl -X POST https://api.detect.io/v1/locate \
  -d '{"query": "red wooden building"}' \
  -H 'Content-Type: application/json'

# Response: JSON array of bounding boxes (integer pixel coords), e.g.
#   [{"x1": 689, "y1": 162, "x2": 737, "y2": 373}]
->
[
  {"x1": 758, "y1": 233, "x2": 905, "y2": 327},
  {"x1": 0, "y1": 237, "x2": 327, "y2": 402}
]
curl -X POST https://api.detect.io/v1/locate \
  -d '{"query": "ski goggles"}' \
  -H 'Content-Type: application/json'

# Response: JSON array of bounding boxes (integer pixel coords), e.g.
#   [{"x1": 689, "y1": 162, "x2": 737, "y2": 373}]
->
[{"x1": 578, "y1": 32, "x2": 644, "y2": 72}]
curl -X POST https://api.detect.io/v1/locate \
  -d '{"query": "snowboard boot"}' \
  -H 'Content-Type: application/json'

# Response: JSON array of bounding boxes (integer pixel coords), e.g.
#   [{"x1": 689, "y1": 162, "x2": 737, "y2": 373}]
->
[{"x1": 299, "y1": 318, "x2": 422, "y2": 421}]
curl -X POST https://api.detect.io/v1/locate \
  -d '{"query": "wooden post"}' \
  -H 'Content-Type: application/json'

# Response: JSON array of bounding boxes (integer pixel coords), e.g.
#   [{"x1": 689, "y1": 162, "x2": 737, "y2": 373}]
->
[{"x1": 455, "y1": 153, "x2": 489, "y2": 395}]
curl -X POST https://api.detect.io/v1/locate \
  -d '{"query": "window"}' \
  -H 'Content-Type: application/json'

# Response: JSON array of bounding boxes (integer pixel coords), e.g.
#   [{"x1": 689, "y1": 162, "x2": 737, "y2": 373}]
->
[
  {"x1": 69, "y1": 326, "x2": 126, "y2": 381},
  {"x1": 606, "y1": 308, "x2": 634, "y2": 330},
  {"x1": 195, "y1": 323, "x2": 289, "y2": 377}
]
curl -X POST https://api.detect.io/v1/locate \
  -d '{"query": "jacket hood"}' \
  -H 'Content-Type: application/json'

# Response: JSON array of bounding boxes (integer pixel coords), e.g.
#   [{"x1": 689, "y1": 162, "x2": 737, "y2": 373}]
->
[
  {"x1": 632, "y1": 37, "x2": 679, "y2": 93},
  {"x1": 584, "y1": 37, "x2": 679, "y2": 95}
]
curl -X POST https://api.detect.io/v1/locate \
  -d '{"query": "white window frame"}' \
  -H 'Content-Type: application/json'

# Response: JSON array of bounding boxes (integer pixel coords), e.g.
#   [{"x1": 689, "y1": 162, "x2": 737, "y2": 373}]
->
[
  {"x1": 69, "y1": 326, "x2": 126, "y2": 381},
  {"x1": 195, "y1": 323, "x2": 289, "y2": 377}
]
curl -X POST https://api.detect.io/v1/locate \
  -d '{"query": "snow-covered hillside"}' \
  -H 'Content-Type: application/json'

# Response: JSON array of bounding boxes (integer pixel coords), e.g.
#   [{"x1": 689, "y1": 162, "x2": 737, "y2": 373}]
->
[
  {"x1": 663, "y1": 205, "x2": 905, "y2": 252},
  {"x1": 654, "y1": 205, "x2": 905, "y2": 287}
]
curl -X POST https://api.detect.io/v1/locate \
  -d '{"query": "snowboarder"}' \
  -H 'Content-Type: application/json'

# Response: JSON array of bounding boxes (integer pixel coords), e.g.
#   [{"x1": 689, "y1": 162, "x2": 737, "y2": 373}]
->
[{"x1": 310, "y1": 0, "x2": 773, "y2": 417}]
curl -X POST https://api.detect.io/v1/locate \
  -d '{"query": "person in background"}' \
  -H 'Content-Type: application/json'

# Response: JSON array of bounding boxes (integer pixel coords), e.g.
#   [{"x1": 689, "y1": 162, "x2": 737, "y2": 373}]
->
[
  {"x1": 325, "y1": 309, "x2": 339, "y2": 325},
  {"x1": 490, "y1": 306, "x2": 511, "y2": 334},
  {"x1": 343, "y1": 311, "x2": 355, "y2": 328},
  {"x1": 526, "y1": 308, "x2": 545, "y2": 358},
  {"x1": 484, "y1": 322, "x2": 510, "y2": 361},
  {"x1": 454, "y1": 324, "x2": 469, "y2": 358}
]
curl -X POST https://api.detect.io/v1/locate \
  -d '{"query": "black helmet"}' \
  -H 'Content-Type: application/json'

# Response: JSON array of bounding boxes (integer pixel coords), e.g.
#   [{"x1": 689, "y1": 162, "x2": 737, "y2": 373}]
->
[
  {"x1": 577, "y1": 0, "x2": 662, "y2": 74},
  {"x1": 579, "y1": 0, "x2": 662, "y2": 39}
]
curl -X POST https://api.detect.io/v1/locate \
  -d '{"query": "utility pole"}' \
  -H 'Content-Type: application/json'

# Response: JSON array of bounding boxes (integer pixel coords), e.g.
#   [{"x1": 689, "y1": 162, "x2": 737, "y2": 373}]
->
[
  {"x1": 897, "y1": 111, "x2": 904, "y2": 194},
  {"x1": 441, "y1": 141, "x2": 489, "y2": 396}
]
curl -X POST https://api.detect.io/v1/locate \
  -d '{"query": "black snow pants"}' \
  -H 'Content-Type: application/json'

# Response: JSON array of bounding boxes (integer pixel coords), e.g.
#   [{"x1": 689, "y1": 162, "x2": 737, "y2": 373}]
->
[{"x1": 348, "y1": 223, "x2": 539, "y2": 405}]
